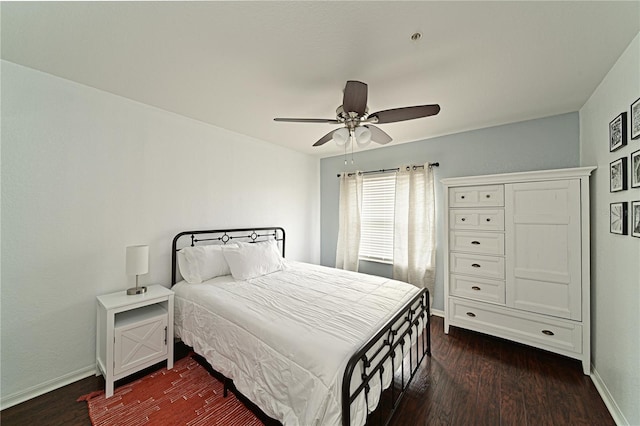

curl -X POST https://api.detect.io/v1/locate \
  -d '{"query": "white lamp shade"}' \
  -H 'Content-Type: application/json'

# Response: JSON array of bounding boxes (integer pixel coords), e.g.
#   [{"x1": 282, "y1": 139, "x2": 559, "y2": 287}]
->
[
  {"x1": 355, "y1": 127, "x2": 372, "y2": 147},
  {"x1": 332, "y1": 128, "x2": 350, "y2": 147},
  {"x1": 126, "y1": 245, "x2": 149, "y2": 275}
]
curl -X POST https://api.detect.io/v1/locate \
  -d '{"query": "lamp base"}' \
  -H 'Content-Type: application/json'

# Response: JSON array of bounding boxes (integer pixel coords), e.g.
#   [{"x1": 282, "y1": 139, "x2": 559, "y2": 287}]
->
[{"x1": 127, "y1": 286, "x2": 147, "y2": 295}]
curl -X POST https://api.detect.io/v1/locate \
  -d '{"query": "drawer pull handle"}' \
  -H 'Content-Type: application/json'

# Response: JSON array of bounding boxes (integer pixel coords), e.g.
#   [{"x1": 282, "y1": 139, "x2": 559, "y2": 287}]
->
[
  {"x1": 461, "y1": 217, "x2": 466, "y2": 222},
  {"x1": 542, "y1": 330, "x2": 555, "y2": 336},
  {"x1": 471, "y1": 263, "x2": 481, "y2": 268},
  {"x1": 471, "y1": 241, "x2": 481, "y2": 245},
  {"x1": 466, "y1": 312, "x2": 476, "y2": 317},
  {"x1": 486, "y1": 194, "x2": 491, "y2": 198},
  {"x1": 461, "y1": 195, "x2": 465, "y2": 199},
  {"x1": 486, "y1": 218, "x2": 491, "y2": 222},
  {"x1": 471, "y1": 286, "x2": 481, "y2": 291}
]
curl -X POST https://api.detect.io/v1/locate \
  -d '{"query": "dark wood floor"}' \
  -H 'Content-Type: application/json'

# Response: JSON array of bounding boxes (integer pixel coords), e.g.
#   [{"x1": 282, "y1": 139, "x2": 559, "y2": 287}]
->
[
  {"x1": 1, "y1": 315, "x2": 613, "y2": 426},
  {"x1": 389, "y1": 316, "x2": 613, "y2": 426}
]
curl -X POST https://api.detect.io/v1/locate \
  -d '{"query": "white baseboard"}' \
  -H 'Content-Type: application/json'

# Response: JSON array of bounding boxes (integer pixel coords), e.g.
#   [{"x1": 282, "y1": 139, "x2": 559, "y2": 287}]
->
[
  {"x1": 590, "y1": 364, "x2": 628, "y2": 426},
  {"x1": 430, "y1": 308, "x2": 444, "y2": 317},
  {"x1": 0, "y1": 365, "x2": 97, "y2": 411}
]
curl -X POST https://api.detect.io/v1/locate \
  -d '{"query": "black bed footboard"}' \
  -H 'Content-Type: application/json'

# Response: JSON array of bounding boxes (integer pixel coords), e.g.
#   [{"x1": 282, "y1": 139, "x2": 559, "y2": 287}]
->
[{"x1": 341, "y1": 288, "x2": 431, "y2": 426}]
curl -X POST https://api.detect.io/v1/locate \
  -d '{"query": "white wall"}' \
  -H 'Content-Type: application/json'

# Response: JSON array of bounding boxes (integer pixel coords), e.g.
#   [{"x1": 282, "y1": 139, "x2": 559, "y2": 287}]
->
[
  {"x1": 580, "y1": 33, "x2": 640, "y2": 425},
  {"x1": 0, "y1": 60, "x2": 320, "y2": 408}
]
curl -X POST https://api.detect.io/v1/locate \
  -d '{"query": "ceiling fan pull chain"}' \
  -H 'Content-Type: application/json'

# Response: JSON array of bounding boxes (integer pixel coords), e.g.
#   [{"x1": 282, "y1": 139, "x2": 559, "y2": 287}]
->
[
  {"x1": 344, "y1": 143, "x2": 348, "y2": 165},
  {"x1": 351, "y1": 132, "x2": 355, "y2": 164}
]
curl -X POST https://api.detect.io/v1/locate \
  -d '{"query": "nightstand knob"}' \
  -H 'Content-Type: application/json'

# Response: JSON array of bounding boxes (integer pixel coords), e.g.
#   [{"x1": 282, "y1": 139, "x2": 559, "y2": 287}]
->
[
  {"x1": 466, "y1": 312, "x2": 476, "y2": 318},
  {"x1": 542, "y1": 330, "x2": 555, "y2": 336}
]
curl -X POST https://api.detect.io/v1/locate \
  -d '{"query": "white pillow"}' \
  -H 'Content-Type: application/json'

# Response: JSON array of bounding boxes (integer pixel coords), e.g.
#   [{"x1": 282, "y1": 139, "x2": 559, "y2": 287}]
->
[
  {"x1": 178, "y1": 244, "x2": 233, "y2": 284},
  {"x1": 222, "y1": 239, "x2": 283, "y2": 280}
]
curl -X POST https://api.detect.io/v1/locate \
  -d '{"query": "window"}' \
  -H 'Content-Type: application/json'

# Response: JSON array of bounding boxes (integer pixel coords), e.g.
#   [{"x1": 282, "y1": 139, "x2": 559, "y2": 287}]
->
[{"x1": 359, "y1": 174, "x2": 396, "y2": 263}]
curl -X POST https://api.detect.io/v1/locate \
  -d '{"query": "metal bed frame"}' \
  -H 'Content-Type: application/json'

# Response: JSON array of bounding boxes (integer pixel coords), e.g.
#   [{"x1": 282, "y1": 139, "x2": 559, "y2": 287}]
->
[{"x1": 171, "y1": 227, "x2": 431, "y2": 426}]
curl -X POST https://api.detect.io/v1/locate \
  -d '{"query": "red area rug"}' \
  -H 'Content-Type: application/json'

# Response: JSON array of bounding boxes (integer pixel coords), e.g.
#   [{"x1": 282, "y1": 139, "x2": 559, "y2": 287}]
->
[{"x1": 78, "y1": 356, "x2": 263, "y2": 426}]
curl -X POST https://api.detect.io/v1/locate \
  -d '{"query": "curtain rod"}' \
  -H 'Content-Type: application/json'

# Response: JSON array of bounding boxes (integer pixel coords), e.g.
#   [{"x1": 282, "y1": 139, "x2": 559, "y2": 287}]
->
[{"x1": 336, "y1": 162, "x2": 439, "y2": 178}]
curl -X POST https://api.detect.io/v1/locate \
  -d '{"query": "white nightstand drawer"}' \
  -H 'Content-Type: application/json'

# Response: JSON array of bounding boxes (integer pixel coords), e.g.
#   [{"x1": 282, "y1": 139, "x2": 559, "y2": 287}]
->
[
  {"x1": 449, "y1": 230, "x2": 504, "y2": 255},
  {"x1": 449, "y1": 185, "x2": 504, "y2": 207},
  {"x1": 450, "y1": 274, "x2": 505, "y2": 304},
  {"x1": 449, "y1": 209, "x2": 504, "y2": 231},
  {"x1": 450, "y1": 252, "x2": 505, "y2": 280}
]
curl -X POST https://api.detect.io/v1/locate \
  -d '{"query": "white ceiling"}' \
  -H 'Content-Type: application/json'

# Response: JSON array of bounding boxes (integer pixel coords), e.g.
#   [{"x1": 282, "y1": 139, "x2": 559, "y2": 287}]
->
[{"x1": 2, "y1": 1, "x2": 639, "y2": 157}]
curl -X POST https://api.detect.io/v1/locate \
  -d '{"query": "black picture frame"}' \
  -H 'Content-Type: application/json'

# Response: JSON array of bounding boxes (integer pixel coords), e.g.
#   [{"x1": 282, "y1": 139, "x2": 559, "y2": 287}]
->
[
  {"x1": 609, "y1": 112, "x2": 627, "y2": 152},
  {"x1": 631, "y1": 97, "x2": 640, "y2": 140},
  {"x1": 632, "y1": 201, "x2": 640, "y2": 238},
  {"x1": 632, "y1": 149, "x2": 640, "y2": 189},
  {"x1": 610, "y1": 202, "x2": 628, "y2": 235},
  {"x1": 610, "y1": 157, "x2": 627, "y2": 192}
]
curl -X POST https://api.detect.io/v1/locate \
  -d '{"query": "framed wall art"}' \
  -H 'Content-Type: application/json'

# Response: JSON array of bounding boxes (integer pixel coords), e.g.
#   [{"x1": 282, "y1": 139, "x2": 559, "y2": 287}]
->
[
  {"x1": 631, "y1": 97, "x2": 640, "y2": 140},
  {"x1": 610, "y1": 202, "x2": 628, "y2": 235},
  {"x1": 632, "y1": 149, "x2": 640, "y2": 188},
  {"x1": 632, "y1": 201, "x2": 640, "y2": 238},
  {"x1": 610, "y1": 157, "x2": 627, "y2": 192},
  {"x1": 609, "y1": 112, "x2": 627, "y2": 152}
]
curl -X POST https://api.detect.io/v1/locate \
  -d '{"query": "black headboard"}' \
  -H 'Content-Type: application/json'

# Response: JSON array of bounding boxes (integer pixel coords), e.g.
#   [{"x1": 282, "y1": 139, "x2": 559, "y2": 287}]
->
[{"x1": 171, "y1": 227, "x2": 285, "y2": 285}]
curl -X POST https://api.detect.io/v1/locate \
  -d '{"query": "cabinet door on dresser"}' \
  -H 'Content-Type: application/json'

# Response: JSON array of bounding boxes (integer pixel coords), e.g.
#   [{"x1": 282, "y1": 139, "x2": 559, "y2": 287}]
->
[{"x1": 504, "y1": 179, "x2": 582, "y2": 320}]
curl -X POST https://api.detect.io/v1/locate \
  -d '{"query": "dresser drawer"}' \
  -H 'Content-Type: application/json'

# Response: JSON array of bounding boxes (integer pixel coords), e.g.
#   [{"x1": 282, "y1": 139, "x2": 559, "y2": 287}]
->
[
  {"x1": 449, "y1": 209, "x2": 504, "y2": 231},
  {"x1": 450, "y1": 252, "x2": 505, "y2": 279},
  {"x1": 449, "y1": 230, "x2": 504, "y2": 255},
  {"x1": 450, "y1": 274, "x2": 505, "y2": 304},
  {"x1": 449, "y1": 185, "x2": 504, "y2": 207},
  {"x1": 448, "y1": 298, "x2": 582, "y2": 354}
]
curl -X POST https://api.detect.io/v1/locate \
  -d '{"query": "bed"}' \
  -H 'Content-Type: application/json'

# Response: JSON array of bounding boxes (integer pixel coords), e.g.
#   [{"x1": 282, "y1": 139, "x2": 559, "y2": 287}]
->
[{"x1": 171, "y1": 227, "x2": 430, "y2": 426}]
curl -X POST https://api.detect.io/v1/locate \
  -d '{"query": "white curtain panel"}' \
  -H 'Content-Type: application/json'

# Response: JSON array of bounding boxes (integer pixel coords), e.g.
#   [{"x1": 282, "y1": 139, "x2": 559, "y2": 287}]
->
[
  {"x1": 393, "y1": 163, "x2": 436, "y2": 302},
  {"x1": 335, "y1": 172, "x2": 363, "y2": 271}
]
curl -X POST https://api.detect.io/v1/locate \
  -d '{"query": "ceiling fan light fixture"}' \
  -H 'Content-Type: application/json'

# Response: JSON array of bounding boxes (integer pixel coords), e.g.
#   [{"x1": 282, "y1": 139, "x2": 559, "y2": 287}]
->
[
  {"x1": 332, "y1": 128, "x2": 350, "y2": 147},
  {"x1": 355, "y1": 126, "x2": 372, "y2": 147}
]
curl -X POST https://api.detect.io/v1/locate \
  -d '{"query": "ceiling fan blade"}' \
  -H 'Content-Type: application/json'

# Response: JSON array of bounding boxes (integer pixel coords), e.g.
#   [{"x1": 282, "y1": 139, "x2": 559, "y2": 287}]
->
[
  {"x1": 274, "y1": 117, "x2": 340, "y2": 124},
  {"x1": 370, "y1": 104, "x2": 440, "y2": 124},
  {"x1": 365, "y1": 125, "x2": 392, "y2": 145},
  {"x1": 343, "y1": 81, "x2": 368, "y2": 115},
  {"x1": 313, "y1": 129, "x2": 337, "y2": 147}
]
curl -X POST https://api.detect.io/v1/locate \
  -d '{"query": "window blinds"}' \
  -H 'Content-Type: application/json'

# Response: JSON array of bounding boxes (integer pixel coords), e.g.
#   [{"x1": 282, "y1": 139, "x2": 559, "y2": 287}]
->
[{"x1": 359, "y1": 174, "x2": 396, "y2": 263}]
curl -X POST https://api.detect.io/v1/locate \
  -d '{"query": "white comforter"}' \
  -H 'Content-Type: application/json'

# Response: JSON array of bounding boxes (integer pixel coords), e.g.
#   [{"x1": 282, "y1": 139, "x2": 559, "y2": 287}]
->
[{"x1": 173, "y1": 260, "x2": 421, "y2": 426}]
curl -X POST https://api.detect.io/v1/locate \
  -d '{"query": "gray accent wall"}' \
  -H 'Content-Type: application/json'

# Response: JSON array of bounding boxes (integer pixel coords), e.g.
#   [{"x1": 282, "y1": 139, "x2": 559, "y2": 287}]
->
[{"x1": 321, "y1": 112, "x2": 580, "y2": 311}]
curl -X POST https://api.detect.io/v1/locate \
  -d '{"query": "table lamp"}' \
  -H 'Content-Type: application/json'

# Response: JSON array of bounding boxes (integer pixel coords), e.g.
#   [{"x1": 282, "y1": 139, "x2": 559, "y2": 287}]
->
[{"x1": 126, "y1": 245, "x2": 149, "y2": 295}]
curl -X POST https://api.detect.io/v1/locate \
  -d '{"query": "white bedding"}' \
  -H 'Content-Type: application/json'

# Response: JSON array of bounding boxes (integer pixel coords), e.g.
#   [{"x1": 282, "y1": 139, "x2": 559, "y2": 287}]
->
[{"x1": 173, "y1": 260, "x2": 422, "y2": 426}]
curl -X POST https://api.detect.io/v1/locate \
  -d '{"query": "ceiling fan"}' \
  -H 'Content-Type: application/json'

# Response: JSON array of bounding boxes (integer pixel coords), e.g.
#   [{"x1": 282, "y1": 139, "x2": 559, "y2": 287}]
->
[{"x1": 274, "y1": 80, "x2": 440, "y2": 148}]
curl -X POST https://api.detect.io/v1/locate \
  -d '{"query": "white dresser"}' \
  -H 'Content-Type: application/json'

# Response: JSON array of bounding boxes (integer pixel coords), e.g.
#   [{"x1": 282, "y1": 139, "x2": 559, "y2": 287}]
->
[{"x1": 442, "y1": 167, "x2": 595, "y2": 375}]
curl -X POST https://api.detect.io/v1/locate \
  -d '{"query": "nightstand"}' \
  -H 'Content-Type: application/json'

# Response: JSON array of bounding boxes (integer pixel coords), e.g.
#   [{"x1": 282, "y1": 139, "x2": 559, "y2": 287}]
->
[{"x1": 96, "y1": 284, "x2": 174, "y2": 397}]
